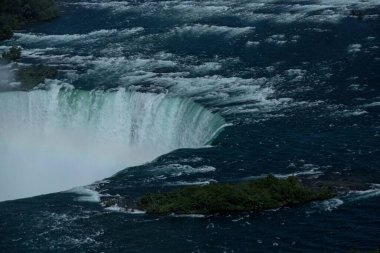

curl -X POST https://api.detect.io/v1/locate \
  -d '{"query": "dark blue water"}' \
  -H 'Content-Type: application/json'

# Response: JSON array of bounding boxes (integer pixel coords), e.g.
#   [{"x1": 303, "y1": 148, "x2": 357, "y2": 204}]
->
[{"x1": 1, "y1": 0, "x2": 380, "y2": 252}]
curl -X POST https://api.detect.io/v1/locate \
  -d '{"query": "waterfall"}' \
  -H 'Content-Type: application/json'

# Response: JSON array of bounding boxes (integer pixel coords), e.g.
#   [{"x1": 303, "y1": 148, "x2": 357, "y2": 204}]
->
[{"x1": 0, "y1": 85, "x2": 226, "y2": 201}]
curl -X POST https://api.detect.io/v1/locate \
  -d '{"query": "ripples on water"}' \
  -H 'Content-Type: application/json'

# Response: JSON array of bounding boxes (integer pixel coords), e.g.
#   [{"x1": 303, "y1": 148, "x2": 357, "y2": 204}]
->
[{"x1": 0, "y1": 0, "x2": 379, "y2": 252}]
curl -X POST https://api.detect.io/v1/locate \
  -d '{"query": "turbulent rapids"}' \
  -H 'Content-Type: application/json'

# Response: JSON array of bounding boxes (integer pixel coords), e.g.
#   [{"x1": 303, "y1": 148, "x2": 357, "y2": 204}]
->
[
  {"x1": 1, "y1": 0, "x2": 380, "y2": 251},
  {"x1": 0, "y1": 84, "x2": 226, "y2": 201}
]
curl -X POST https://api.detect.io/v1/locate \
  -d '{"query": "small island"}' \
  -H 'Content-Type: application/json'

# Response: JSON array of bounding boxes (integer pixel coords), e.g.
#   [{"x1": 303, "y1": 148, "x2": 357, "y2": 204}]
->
[{"x1": 137, "y1": 175, "x2": 335, "y2": 215}]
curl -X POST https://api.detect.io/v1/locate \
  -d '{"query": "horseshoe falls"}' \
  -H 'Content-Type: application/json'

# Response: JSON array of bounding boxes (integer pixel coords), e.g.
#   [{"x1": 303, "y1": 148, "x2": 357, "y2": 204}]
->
[
  {"x1": 0, "y1": 0, "x2": 380, "y2": 252},
  {"x1": 0, "y1": 85, "x2": 225, "y2": 201}
]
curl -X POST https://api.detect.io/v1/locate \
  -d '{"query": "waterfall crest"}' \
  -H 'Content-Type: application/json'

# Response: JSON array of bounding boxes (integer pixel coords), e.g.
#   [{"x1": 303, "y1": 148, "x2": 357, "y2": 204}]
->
[{"x1": 0, "y1": 85, "x2": 226, "y2": 201}]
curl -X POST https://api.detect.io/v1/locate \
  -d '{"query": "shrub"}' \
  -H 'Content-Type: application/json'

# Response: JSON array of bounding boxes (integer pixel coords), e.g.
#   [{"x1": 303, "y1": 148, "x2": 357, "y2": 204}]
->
[{"x1": 138, "y1": 175, "x2": 335, "y2": 215}]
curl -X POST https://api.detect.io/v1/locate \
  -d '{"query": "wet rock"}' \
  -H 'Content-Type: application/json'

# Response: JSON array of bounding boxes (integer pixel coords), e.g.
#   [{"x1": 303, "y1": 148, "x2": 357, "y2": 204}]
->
[{"x1": 101, "y1": 196, "x2": 128, "y2": 209}]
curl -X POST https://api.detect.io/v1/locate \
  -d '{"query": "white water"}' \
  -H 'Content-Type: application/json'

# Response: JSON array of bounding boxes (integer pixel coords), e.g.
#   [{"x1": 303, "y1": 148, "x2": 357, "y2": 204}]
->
[{"x1": 0, "y1": 84, "x2": 225, "y2": 201}]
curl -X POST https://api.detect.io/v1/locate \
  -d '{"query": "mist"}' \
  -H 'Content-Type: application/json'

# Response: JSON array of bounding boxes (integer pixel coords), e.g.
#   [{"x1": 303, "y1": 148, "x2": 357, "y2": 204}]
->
[{"x1": 0, "y1": 127, "x2": 159, "y2": 202}]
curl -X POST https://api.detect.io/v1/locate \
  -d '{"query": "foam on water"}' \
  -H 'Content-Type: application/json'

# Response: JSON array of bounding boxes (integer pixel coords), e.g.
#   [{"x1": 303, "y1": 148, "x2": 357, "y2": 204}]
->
[
  {"x1": 172, "y1": 214, "x2": 206, "y2": 218},
  {"x1": 68, "y1": 187, "x2": 101, "y2": 203},
  {"x1": 67, "y1": 0, "x2": 379, "y2": 24},
  {"x1": 0, "y1": 83, "x2": 225, "y2": 202},
  {"x1": 153, "y1": 164, "x2": 216, "y2": 176},
  {"x1": 165, "y1": 179, "x2": 217, "y2": 186},
  {"x1": 171, "y1": 24, "x2": 254, "y2": 38},
  {"x1": 347, "y1": 185, "x2": 380, "y2": 201},
  {"x1": 363, "y1": 101, "x2": 380, "y2": 107},
  {"x1": 320, "y1": 198, "x2": 344, "y2": 212},
  {"x1": 14, "y1": 28, "x2": 144, "y2": 46},
  {"x1": 243, "y1": 166, "x2": 324, "y2": 181}
]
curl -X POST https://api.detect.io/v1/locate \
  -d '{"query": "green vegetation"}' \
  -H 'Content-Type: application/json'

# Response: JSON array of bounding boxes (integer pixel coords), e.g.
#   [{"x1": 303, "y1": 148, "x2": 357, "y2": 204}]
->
[
  {"x1": 0, "y1": 0, "x2": 58, "y2": 41},
  {"x1": 1, "y1": 45, "x2": 22, "y2": 62},
  {"x1": 17, "y1": 64, "x2": 58, "y2": 90},
  {"x1": 138, "y1": 175, "x2": 335, "y2": 215}
]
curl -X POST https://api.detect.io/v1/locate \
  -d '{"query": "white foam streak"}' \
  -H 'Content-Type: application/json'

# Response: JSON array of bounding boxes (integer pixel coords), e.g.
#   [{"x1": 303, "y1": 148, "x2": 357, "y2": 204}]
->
[
  {"x1": 321, "y1": 198, "x2": 344, "y2": 212},
  {"x1": 347, "y1": 185, "x2": 380, "y2": 201},
  {"x1": 172, "y1": 24, "x2": 254, "y2": 38},
  {"x1": 68, "y1": 187, "x2": 101, "y2": 202},
  {"x1": 14, "y1": 28, "x2": 144, "y2": 45}
]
